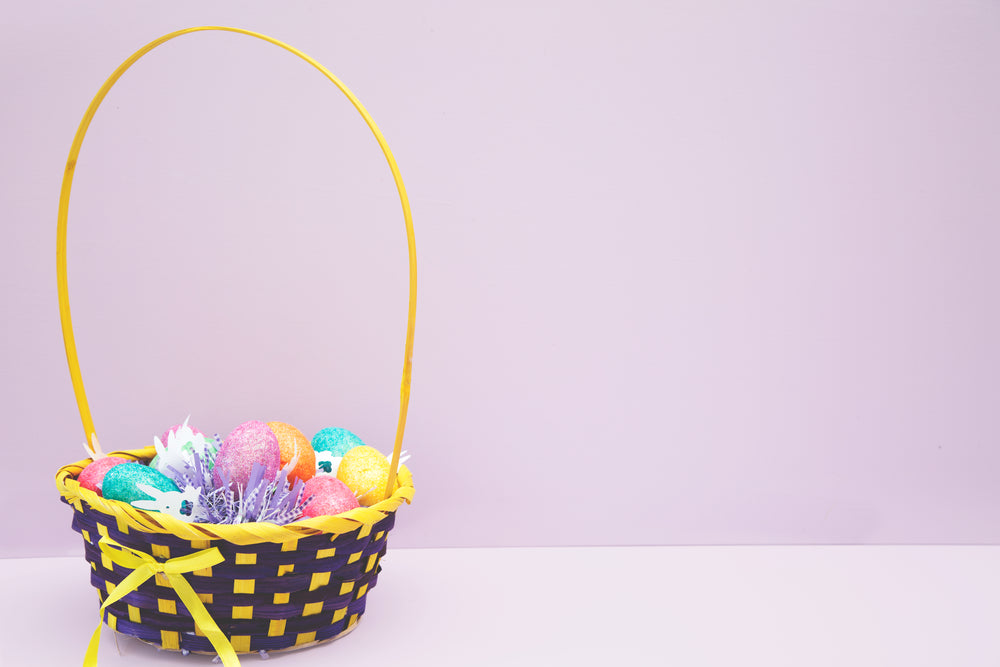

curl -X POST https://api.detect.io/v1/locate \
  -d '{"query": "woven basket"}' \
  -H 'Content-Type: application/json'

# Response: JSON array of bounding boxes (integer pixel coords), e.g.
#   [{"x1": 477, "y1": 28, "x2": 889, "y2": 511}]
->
[{"x1": 53, "y1": 27, "x2": 416, "y2": 666}]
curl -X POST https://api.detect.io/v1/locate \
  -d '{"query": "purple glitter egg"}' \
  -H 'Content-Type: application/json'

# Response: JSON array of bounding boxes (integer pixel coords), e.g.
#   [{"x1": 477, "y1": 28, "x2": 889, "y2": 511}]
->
[{"x1": 212, "y1": 420, "x2": 280, "y2": 493}]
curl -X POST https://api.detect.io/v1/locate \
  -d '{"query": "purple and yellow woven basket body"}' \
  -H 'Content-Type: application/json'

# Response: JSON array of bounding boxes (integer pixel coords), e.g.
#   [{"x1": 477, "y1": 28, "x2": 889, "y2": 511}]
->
[
  {"x1": 71, "y1": 502, "x2": 394, "y2": 652},
  {"x1": 57, "y1": 449, "x2": 414, "y2": 658},
  {"x1": 54, "y1": 26, "x2": 419, "y2": 666}
]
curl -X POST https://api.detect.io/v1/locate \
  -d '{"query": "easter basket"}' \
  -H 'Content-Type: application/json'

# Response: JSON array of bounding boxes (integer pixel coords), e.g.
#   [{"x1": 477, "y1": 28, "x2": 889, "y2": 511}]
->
[{"x1": 54, "y1": 27, "x2": 416, "y2": 666}]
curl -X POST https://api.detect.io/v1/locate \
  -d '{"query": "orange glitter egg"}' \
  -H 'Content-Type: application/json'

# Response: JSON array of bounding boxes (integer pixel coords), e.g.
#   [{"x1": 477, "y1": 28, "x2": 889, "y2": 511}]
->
[
  {"x1": 267, "y1": 421, "x2": 316, "y2": 484},
  {"x1": 336, "y1": 445, "x2": 391, "y2": 506}
]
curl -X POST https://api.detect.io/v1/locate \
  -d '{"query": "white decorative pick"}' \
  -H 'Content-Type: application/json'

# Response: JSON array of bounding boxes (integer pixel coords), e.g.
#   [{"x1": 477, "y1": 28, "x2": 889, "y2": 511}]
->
[
  {"x1": 315, "y1": 451, "x2": 342, "y2": 476},
  {"x1": 131, "y1": 484, "x2": 205, "y2": 522},
  {"x1": 83, "y1": 434, "x2": 107, "y2": 460},
  {"x1": 151, "y1": 416, "x2": 216, "y2": 478},
  {"x1": 390, "y1": 450, "x2": 411, "y2": 470}
]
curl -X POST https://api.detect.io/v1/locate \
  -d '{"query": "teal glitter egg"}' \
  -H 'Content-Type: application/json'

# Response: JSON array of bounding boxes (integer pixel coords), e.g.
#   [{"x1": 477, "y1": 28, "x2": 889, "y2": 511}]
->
[
  {"x1": 101, "y1": 463, "x2": 179, "y2": 504},
  {"x1": 311, "y1": 427, "x2": 365, "y2": 458}
]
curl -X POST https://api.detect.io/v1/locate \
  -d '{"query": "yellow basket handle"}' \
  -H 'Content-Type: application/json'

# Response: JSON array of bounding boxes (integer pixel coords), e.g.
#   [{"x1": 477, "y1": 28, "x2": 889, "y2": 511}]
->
[{"x1": 57, "y1": 26, "x2": 416, "y2": 500}]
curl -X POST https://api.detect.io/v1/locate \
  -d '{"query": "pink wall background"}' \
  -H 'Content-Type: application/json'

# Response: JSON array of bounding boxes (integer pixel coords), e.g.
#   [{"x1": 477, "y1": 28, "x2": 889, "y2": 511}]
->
[{"x1": 2, "y1": 2, "x2": 998, "y2": 557}]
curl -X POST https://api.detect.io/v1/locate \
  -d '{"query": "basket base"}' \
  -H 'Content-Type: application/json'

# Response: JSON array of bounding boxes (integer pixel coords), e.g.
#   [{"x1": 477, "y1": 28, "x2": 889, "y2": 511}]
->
[{"x1": 128, "y1": 615, "x2": 362, "y2": 657}]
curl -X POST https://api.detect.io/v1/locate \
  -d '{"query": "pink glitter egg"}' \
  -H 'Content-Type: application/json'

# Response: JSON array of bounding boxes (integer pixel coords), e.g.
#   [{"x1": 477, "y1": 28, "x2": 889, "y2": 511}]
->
[
  {"x1": 212, "y1": 420, "x2": 280, "y2": 493},
  {"x1": 78, "y1": 457, "x2": 129, "y2": 495},
  {"x1": 161, "y1": 423, "x2": 204, "y2": 445},
  {"x1": 301, "y1": 476, "x2": 360, "y2": 517}
]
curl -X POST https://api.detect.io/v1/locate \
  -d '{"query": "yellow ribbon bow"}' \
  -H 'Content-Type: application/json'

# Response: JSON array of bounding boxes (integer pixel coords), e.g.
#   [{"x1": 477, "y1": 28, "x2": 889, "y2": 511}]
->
[{"x1": 84, "y1": 536, "x2": 240, "y2": 667}]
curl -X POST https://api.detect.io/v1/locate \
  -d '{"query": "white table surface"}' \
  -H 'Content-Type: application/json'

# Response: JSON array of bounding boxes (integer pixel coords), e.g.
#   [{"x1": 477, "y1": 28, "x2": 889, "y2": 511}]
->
[{"x1": 1, "y1": 546, "x2": 998, "y2": 666}]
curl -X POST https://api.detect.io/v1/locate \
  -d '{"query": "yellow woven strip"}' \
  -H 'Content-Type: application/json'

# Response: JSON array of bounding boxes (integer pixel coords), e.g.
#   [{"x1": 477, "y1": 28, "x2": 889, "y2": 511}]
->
[
  {"x1": 273, "y1": 593, "x2": 290, "y2": 604},
  {"x1": 295, "y1": 632, "x2": 316, "y2": 646},
  {"x1": 233, "y1": 579, "x2": 255, "y2": 595},
  {"x1": 151, "y1": 544, "x2": 170, "y2": 559},
  {"x1": 316, "y1": 547, "x2": 337, "y2": 559},
  {"x1": 127, "y1": 605, "x2": 140, "y2": 623},
  {"x1": 96, "y1": 523, "x2": 108, "y2": 538},
  {"x1": 236, "y1": 522, "x2": 301, "y2": 542},
  {"x1": 155, "y1": 572, "x2": 169, "y2": 587},
  {"x1": 280, "y1": 540, "x2": 299, "y2": 552},
  {"x1": 100, "y1": 552, "x2": 112, "y2": 571},
  {"x1": 81, "y1": 529, "x2": 91, "y2": 543},
  {"x1": 231, "y1": 636, "x2": 251, "y2": 653},
  {"x1": 161, "y1": 630, "x2": 179, "y2": 650},
  {"x1": 347, "y1": 552, "x2": 362, "y2": 564},
  {"x1": 339, "y1": 581, "x2": 354, "y2": 595},
  {"x1": 349, "y1": 613, "x2": 359, "y2": 627},
  {"x1": 357, "y1": 524, "x2": 372, "y2": 539},
  {"x1": 115, "y1": 515, "x2": 130, "y2": 534},
  {"x1": 277, "y1": 564, "x2": 294, "y2": 576},
  {"x1": 268, "y1": 619, "x2": 286, "y2": 637},
  {"x1": 232, "y1": 606, "x2": 253, "y2": 620},
  {"x1": 234, "y1": 553, "x2": 257, "y2": 565},
  {"x1": 191, "y1": 539, "x2": 211, "y2": 549},
  {"x1": 302, "y1": 601, "x2": 323, "y2": 616},
  {"x1": 309, "y1": 572, "x2": 330, "y2": 591},
  {"x1": 194, "y1": 624, "x2": 206, "y2": 637},
  {"x1": 194, "y1": 567, "x2": 212, "y2": 577},
  {"x1": 106, "y1": 614, "x2": 117, "y2": 631},
  {"x1": 197, "y1": 593, "x2": 213, "y2": 604},
  {"x1": 105, "y1": 581, "x2": 115, "y2": 594},
  {"x1": 157, "y1": 599, "x2": 176, "y2": 614},
  {"x1": 331, "y1": 608, "x2": 346, "y2": 623},
  {"x1": 375, "y1": 531, "x2": 385, "y2": 540},
  {"x1": 366, "y1": 554, "x2": 378, "y2": 572},
  {"x1": 355, "y1": 583, "x2": 368, "y2": 599}
]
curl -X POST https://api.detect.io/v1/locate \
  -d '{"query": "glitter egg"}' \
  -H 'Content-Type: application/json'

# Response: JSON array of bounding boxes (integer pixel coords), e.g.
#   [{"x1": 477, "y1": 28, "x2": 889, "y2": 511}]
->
[
  {"x1": 312, "y1": 427, "x2": 365, "y2": 458},
  {"x1": 336, "y1": 446, "x2": 391, "y2": 506},
  {"x1": 101, "y1": 463, "x2": 179, "y2": 505},
  {"x1": 212, "y1": 420, "x2": 281, "y2": 493},
  {"x1": 301, "y1": 476, "x2": 360, "y2": 517},
  {"x1": 267, "y1": 421, "x2": 316, "y2": 484},
  {"x1": 78, "y1": 457, "x2": 129, "y2": 495}
]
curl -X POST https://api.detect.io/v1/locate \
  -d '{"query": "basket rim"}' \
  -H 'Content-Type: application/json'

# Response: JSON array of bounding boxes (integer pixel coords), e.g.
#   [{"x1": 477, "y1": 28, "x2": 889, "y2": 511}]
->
[{"x1": 56, "y1": 446, "x2": 413, "y2": 546}]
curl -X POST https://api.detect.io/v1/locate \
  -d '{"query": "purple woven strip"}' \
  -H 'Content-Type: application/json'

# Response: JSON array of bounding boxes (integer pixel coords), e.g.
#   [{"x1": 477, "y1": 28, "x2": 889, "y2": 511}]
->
[
  {"x1": 101, "y1": 593, "x2": 371, "y2": 636},
  {"x1": 81, "y1": 537, "x2": 388, "y2": 596},
  {"x1": 103, "y1": 595, "x2": 368, "y2": 652},
  {"x1": 80, "y1": 537, "x2": 385, "y2": 581},
  {"x1": 89, "y1": 567, "x2": 381, "y2": 617},
  {"x1": 88, "y1": 557, "x2": 383, "y2": 612}
]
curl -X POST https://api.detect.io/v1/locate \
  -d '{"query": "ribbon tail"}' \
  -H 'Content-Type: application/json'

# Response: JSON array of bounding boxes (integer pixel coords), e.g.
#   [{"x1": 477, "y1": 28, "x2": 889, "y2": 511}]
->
[
  {"x1": 82, "y1": 622, "x2": 103, "y2": 667},
  {"x1": 83, "y1": 565, "x2": 154, "y2": 667},
  {"x1": 169, "y1": 573, "x2": 241, "y2": 667}
]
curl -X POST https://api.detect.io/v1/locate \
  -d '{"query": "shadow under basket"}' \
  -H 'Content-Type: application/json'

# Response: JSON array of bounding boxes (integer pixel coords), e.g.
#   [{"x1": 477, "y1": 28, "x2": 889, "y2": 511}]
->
[{"x1": 57, "y1": 447, "x2": 414, "y2": 657}]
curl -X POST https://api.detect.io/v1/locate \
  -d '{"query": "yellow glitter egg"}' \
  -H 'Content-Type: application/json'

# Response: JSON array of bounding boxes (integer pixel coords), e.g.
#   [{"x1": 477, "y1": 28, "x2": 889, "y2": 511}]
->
[{"x1": 336, "y1": 445, "x2": 391, "y2": 506}]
